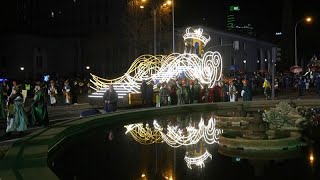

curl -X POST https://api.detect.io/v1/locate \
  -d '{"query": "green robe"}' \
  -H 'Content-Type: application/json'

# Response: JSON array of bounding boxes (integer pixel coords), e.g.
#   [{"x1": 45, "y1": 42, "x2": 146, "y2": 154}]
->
[
  {"x1": 0, "y1": 90, "x2": 5, "y2": 119},
  {"x1": 6, "y1": 95, "x2": 28, "y2": 132},
  {"x1": 32, "y1": 90, "x2": 48, "y2": 125}
]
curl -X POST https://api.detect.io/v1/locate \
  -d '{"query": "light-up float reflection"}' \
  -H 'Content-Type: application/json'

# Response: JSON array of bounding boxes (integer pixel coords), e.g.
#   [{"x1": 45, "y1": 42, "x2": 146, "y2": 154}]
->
[
  {"x1": 124, "y1": 116, "x2": 223, "y2": 169},
  {"x1": 89, "y1": 27, "x2": 222, "y2": 102}
]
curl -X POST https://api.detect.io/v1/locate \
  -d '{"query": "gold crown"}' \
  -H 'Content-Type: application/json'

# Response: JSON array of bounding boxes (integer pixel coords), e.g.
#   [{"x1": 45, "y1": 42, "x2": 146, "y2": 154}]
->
[{"x1": 183, "y1": 27, "x2": 211, "y2": 46}]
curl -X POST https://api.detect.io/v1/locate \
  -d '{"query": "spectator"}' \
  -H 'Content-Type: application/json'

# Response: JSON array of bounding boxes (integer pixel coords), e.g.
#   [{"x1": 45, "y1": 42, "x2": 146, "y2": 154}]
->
[
  {"x1": 263, "y1": 78, "x2": 271, "y2": 100},
  {"x1": 103, "y1": 85, "x2": 118, "y2": 112},
  {"x1": 146, "y1": 81, "x2": 154, "y2": 107},
  {"x1": 140, "y1": 80, "x2": 148, "y2": 107},
  {"x1": 241, "y1": 79, "x2": 253, "y2": 101}
]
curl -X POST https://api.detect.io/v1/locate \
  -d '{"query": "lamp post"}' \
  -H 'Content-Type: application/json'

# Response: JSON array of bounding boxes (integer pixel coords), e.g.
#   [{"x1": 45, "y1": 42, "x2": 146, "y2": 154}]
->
[
  {"x1": 141, "y1": 0, "x2": 172, "y2": 55},
  {"x1": 294, "y1": 17, "x2": 312, "y2": 66},
  {"x1": 243, "y1": 60, "x2": 247, "y2": 71},
  {"x1": 167, "y1": 0, "x2": 174, "y2": 52}
]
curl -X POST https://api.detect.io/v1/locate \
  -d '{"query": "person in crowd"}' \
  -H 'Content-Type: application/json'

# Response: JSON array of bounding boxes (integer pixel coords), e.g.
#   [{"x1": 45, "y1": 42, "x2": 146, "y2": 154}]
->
[
  {"x1": 160, "y1": 82, "x2": 170, "y2": 106},
  {"x1": 228, "y1": 80, "x2": 237, "y2": 102},
  {"x1": 31, "y1": 82, "x2": 49, "y2": 126},
  {"x1": 0, "y1": 85, "x2": 6, "y2": 119},
  {"x1": 103, "y1": 84, "x2": 118, "y2": 112},
  {"x1": 24, "y1": 80, "x2": 31, "y2": 98},
  {"x1": 62, "y1": 80, "x2": 71, "y2": 105},
  {"x1": 201, "y1": 84, "x2": 210, "y2": 103},
  {"x1": 241, "y1": 79, "x2": 253, "y2": 101},
  {"x1": 176, "y1": 81, "x2": 187, "y2": 105},
  {"x1": 72, "y1": 80, "x2": 79, "y2": 105},
  {"x1": 155, "y1": 83, "x2": 161, "y2": 107},
  {"x1": 192, "y1": 79, "x2": 201, "y2": 103},
  {"x1": 212, "y1": 82, "x2": 222, "y2": 102},
  {"x1": 297, "y1": 76, "x2": 306, "y2": 96},
  {"x1": 48, "y1": 80, "x2": 57, "y2": 106},
  {"x1": 140, "y1": 80, "x2": 148, "y2": 107},
  {"x1": 262, "y1": 78, "x2": 271, "y2": 100},
  {"x1": 169, "y1": 79, "x2": 178, "y2": 105},
  {"x1": 146, "y1": 81, "x2": 154, "y2": 107},
  {"x1": 221, "y1": 81, "x2": 229, "y2": 102},
  {"x1": 5, "y1": 86, "x2": 28, "y2": 136}
]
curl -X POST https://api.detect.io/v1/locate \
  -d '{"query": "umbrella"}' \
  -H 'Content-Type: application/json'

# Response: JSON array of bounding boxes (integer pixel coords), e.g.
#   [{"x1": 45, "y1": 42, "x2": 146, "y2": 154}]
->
[
  {"x1": 0, "y1": 78, "x2": 8, "y2": 82},
  {"x1": 290, "y1": 65, "x2": 303, "y2": 74},
  {"x1": 229, "y1": 65, "x2": 239, "y2": 71}
]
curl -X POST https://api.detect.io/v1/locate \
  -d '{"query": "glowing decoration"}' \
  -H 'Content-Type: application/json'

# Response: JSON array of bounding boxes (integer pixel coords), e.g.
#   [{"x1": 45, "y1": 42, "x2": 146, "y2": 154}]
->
[
  {"x1": 184, "y1": 149, "x2": 212, "y2": 169},
  {"x1": 124, "y1": 123, "x2": 162, "y2": 145},
  {"x1": 183, "y1": 27, "x2": 211, "y2": 46},
  {"x1": 89, "y1": 27, "x2": 222, "y2": 100},
  {"x1": 124, "y1": 117, "x2": 223, "y2": 148},
  {"x1": 153, "y1": 117, "x2": 223, "y2": 148}
]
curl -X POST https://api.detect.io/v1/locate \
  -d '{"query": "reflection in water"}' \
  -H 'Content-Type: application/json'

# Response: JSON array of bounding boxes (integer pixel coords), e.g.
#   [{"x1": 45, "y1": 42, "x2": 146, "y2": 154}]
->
[
  {"x1": 154, "y1": 117, "x2": 223, "y2": 147},
  {"x1": 124, "y1": 123, "x2": 162, "y2": 144},
  {"x1": 125, "y1": 117, "x2": 223, "y2": 147},
  {"x1": 184, "y1": 149, "x2": 212, "y2": 169},
  {"x1": 309, "y1": 147, "x2": 315, "y2": 167},
  {"x1": 124, "y1": 116, "x2": 223, "y2": 170},
  {"x1": 49, "y1": 111, "x2": 320, "y2": 179}
]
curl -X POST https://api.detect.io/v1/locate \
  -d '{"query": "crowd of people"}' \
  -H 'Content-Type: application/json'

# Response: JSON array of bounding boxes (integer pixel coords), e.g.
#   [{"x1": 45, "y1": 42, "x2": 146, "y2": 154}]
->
[
  {"x1": 139, "y1": 71, "x2": 320, "y2": 107},
  {"x1": 2, "y1": 70, "x2": 320, "y2": 137},
  {"x1": 0, "y1": 77, "x2": 92, "y2": 136}
]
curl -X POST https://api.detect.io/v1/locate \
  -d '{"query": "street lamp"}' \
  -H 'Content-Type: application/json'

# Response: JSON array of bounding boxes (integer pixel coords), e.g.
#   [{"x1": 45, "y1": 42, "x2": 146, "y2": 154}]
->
[
  {"x1": 167, "y1": 0, "x2": 174, "y2": 52},
  {"x1": 86, "y1": 66, "x2": 90, "y2": 70},
  {"x1": 141, "y1": 0, "x2": 173, "y2": 55},
  {"x1": 294, "y1": 16, "x2": 312, "y2": 66},
  {"x1": 20, "y1": 67, "x2": 25, "y2": 71},
  {"x1": 243, "y1": 60, "x2": 247, "y2": 71}
]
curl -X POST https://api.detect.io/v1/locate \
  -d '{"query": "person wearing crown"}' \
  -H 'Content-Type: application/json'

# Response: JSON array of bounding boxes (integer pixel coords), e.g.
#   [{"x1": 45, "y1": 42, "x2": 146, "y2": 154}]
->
[
  {"x1": 48, "y1": 80, "x2": 57, "y2": 106},
  {"x1": 31, "y1": 82, "x2": 48, "y2": 126},
  {"x1": 5, "y1": 86, "x2": 28, "y2": 136},
  {"x1": 62, "y1": 80, "x2": 71, "y2": 105}
]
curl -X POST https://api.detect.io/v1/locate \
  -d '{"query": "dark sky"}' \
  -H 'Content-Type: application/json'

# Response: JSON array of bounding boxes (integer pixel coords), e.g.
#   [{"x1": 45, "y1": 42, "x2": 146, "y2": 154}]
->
[{"x1": 175, "y1": 0, "x2": 319, "y2": 40}]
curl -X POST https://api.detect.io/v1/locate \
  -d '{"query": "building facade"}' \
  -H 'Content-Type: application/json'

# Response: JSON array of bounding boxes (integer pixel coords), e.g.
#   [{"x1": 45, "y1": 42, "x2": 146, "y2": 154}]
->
[{"x1": 174, "y1": 27, "x2": 276, "y2": 73}]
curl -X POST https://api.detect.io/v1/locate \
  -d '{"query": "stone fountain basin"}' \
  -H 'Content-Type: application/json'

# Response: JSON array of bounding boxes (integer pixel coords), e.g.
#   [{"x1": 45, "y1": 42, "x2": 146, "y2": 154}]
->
[
  {"x1": 219, "y1": 131, "x2": 303, "y2": 150},
  {"x1": 218, "y1": 131, "x2": 305, "y2": 160}
]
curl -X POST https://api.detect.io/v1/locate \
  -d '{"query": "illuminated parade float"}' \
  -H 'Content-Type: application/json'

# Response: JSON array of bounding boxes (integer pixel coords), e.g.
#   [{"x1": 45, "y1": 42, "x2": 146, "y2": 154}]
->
[{"x1": 89, "y1": 27, "x2": 223, "y2": 106}]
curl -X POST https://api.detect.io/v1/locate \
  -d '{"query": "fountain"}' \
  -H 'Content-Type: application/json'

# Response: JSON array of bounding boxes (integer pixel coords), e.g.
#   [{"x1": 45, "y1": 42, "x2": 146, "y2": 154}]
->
[{"x1": 217, "y1": 102, "x2": 313, "y2": 176}]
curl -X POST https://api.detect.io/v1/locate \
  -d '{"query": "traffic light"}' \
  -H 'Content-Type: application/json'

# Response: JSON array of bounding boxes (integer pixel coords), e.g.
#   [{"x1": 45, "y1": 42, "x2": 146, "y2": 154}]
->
[
  {"x1": 276, "y1": 48, "x2": 281, "y2": 61},
  {"x1": 272, "y1": 47, "x2": 281, "y2": 62}
]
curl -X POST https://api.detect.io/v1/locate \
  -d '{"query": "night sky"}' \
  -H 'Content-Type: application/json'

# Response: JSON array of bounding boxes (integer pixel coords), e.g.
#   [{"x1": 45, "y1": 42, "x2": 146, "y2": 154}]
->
[{"x1": 175, "y1": 0, "x2": 319, "y2": 40}]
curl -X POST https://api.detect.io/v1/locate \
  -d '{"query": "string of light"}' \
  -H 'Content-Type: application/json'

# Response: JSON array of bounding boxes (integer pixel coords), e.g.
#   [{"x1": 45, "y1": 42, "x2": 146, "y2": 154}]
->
[
  {"x1": 184, "y1": 149, "x2": 212, "y2": 169},
  {"x1": 124, "y1": 117, "x2": 223, "y2": 148}
]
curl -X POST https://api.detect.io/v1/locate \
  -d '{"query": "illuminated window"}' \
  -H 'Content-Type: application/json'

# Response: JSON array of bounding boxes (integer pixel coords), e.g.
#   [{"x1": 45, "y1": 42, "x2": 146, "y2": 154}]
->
[
  {"x1": 230, "y1": 5, "x2": 240, "y2": 11},
  {"x1": 233, "y1": 40, "x2": 239, "y2": 50}
]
